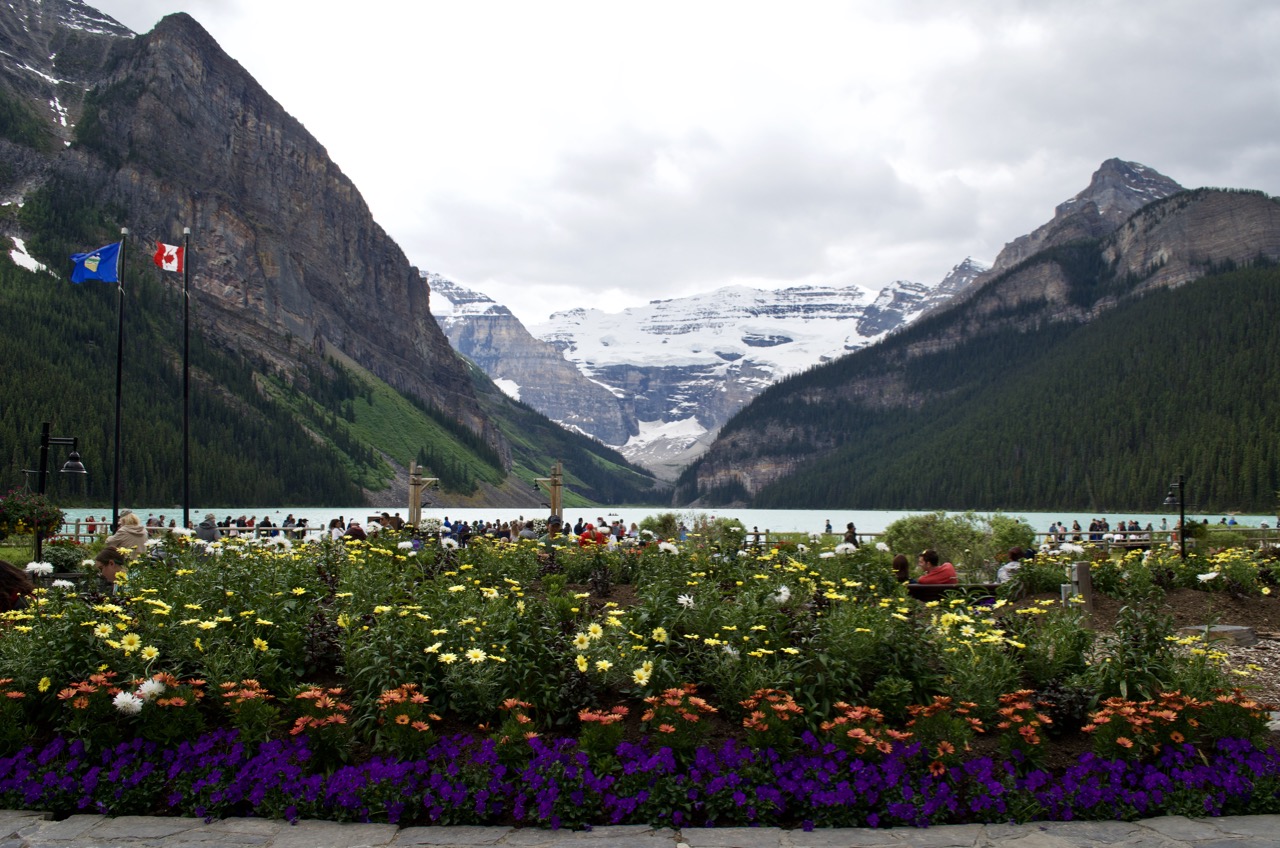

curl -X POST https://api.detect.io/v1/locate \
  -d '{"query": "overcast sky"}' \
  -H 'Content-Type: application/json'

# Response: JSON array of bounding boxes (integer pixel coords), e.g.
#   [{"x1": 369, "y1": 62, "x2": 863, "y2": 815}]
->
[{"x1": 90, "y1": 0, "x2": 1280, "y2": 324}]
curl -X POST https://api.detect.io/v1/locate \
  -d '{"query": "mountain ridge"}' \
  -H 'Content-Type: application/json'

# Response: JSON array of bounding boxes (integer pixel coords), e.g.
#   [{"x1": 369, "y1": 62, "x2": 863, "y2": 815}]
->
[
  {"x1": 678, "y1": 177, "x2": 1280, "y2": 510},
  {"x1": 0, "y1": 0, "x2": 661, "y2": 507},
  {"x1": 433, "y1": 259, "x2": 988, "y2": 477}
]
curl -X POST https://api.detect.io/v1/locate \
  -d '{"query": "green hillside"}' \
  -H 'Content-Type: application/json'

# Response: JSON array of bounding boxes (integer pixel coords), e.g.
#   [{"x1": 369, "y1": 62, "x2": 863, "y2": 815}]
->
[
  {"x1": 0, "y1": 255, "x2": 364, "y2": 506},
  {"x1": 683, "y1": 263, "x2": 1280, "y2": 513},
  {"x1": 466, "y1": 366, "x2": 664, "y2": 506},
  {"x1": 0, "y1": 244, "x2": 661, "y2": 508}
]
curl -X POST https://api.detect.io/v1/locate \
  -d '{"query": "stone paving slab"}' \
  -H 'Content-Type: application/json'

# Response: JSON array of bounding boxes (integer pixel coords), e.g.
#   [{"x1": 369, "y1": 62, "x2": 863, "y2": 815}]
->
[
  {"x1": 392, "y1": 825, "x2": 515, "y2": 846},
  {"x1": 680, "y1": 826, "x2": 785, "y2": 848},
  {"x1": 4, "y1": 813, "x2": 1280, "y2": 848}
]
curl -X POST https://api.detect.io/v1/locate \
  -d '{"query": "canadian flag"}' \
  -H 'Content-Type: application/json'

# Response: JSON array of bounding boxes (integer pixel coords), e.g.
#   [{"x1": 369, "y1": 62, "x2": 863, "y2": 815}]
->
[{"x1": 153, "y1": 242, "x2": 184, "y2": 273}]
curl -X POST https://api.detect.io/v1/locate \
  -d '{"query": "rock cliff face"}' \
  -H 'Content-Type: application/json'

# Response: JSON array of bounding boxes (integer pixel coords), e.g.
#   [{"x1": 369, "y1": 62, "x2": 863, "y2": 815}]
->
[
  {"x1": 1106, "y1": 189, "x2": 1280, "y2": 293},
  {"x1": 430, "y1": 274, "x2": 633, "y2": 444},
  {"x1": 0, "y1": 2, "x2": 500, "y2": 456}
]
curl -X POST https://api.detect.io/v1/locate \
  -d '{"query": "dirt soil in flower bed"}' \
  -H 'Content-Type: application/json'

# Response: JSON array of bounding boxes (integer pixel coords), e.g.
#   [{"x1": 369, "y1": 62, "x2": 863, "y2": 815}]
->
[{"x1": 1003, "y1": 590, "x2": 1280, "y2": 714}]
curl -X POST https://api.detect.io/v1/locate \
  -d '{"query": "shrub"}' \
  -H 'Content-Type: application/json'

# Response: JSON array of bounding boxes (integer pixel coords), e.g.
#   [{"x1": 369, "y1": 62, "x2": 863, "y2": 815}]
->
[{"x1": 882, "y1": 511, "x2": 1035, "y2": 577}]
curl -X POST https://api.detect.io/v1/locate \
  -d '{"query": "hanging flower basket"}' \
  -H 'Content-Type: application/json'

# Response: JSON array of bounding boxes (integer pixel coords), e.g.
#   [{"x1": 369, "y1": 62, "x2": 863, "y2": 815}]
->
[{"x1": 0, "y1": 489, "x2": 65, "y2": 541}]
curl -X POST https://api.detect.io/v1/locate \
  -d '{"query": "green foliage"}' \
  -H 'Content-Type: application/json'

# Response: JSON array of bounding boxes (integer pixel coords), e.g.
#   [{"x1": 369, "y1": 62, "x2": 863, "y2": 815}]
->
[
  {"x1": 638, "y1": 512, "x2": 680, "y2": 539},
  {"x1": 1088, "y1": 589, "x2": 1180, "y2": 701},
  {"x1": 17, "y1": 171, "x2": 123, "y2": 265},
  {"x1": 39, "y1": 539, "x2": 86, "y2": 571},
  {"x1": 474, "y1": 369, "x2": 662, "y2": 506}
]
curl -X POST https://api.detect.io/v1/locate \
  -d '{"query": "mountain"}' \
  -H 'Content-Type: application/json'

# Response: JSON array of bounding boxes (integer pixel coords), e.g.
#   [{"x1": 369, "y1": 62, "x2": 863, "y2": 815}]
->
[
  {"x1": 433, "y1": 262, "x2": 985, "y2": 479},
  {"x1": 0, "y1": 0, "x2": 659, "y2": 507},
  {"x1": 988, "y1": 158, "x2": 1183, "y2": 278},
  {"x1": 430, "y1": 274, "x2": 634, "y2": 445},
  {"x1": 678, "y1": 163, "x2": 1280, "y2": 511}
]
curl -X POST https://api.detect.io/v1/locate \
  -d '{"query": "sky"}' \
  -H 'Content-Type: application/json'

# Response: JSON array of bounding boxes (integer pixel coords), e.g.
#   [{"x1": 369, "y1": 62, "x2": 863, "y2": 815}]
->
[{"x1": 90, "y1": 0, "x2": 1280, "y2": 325}]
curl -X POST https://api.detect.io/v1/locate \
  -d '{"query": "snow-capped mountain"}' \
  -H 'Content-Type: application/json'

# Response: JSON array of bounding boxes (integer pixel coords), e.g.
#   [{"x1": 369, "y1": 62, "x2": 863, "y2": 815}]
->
[{"x1": 432, "y1": 262, "x2": 983, "y2": 477}]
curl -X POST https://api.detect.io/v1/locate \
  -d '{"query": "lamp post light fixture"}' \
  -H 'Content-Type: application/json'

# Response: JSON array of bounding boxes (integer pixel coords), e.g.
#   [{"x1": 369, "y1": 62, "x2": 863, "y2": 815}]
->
[
  {"x1": 31, "y1": 422, "x2": 87, "y2": 564},
  {"x1": 533, "y1": 460, "x2": 564, "y2": 520},
  {"x1": 1163, "y1": 473, "x2": 1186, "y2": 561}
]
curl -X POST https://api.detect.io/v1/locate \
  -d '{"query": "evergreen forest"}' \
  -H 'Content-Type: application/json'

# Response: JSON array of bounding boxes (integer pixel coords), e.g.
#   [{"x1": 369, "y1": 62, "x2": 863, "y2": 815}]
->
[{"x1": 683, "y1": 264, "x2": 1280, "y2": 514}]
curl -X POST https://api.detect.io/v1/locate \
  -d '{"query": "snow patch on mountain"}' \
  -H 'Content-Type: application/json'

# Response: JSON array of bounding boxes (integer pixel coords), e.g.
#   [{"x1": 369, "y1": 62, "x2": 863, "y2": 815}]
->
[
  {"x1": 492, "y1": 378, "x2": 521, "y2": 401},
  {"x1": 534, "y1": 282, "x2": 887, "y2": 379},
  {"x1": 7, "y1": 237, "x2": 48, "y2": 274},
  {"x1": 626, "y1": 417, "x2": 708, "y2": 450}
]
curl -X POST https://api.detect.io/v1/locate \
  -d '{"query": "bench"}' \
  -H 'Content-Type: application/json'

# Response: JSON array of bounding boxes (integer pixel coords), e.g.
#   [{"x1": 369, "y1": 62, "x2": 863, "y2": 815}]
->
[{"x1": 906, "y1": 582, "x2": 1000, "y2": 602}]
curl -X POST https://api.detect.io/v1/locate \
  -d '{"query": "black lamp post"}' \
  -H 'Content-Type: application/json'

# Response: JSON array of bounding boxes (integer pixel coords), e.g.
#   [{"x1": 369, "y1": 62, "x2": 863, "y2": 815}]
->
[
  {"x1": 31, "y1": 422, "x2": 87, "y2": 563},
  {"x1": 1163, "y1": 473, "x2": 1186, "y2": 561}
]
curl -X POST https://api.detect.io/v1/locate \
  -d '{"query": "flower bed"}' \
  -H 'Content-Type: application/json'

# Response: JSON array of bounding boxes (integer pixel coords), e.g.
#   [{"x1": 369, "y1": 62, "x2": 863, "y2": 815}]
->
[
  {"x1": 4, "y1": 731, "x2": 1280, "y2": 827},
  {"x1": 0, "y1": 529, "x2": 1277, "y2": 826}
]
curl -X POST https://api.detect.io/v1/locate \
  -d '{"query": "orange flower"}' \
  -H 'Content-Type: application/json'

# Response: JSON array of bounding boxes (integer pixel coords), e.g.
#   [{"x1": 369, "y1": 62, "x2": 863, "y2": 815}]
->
[{"x1": 1115, "y1": 736, "x2": 1134, "y2": 748}]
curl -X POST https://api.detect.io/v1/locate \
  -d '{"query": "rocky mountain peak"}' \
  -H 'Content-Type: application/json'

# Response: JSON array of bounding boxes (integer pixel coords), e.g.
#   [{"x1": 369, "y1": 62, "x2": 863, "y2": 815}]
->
[
  {"x1": 0, "y1": 0, "x2": 133, "y2": 145},
  {"x1": 1056, "y1": 158, "x2": 1182, "y2": 222},
  {"x1": 984, "y1": 159, "x2": 1183, "y2": 279},
  {"x1": 429, "y1": 273, "x2": 513, "y2": 318}
]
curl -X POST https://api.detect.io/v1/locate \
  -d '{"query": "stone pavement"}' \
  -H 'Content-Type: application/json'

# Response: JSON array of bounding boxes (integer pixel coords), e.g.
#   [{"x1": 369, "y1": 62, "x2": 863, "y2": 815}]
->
[{"x1": 2, "y1": 812, "x2": 1279, "y2": 848}]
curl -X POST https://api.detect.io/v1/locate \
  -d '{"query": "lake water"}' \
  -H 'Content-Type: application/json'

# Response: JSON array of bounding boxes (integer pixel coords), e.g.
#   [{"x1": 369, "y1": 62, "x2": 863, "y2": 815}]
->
[{"x1": 58, "y1": 505, "x2": 1277, "y2": 536}]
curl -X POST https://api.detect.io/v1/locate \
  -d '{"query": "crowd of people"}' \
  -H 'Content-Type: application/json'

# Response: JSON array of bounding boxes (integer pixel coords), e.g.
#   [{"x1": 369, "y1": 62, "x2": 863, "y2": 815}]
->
[
  {"x1": 429, "y1": 514, "x2": 691, "y2": 548},
  {"x1": 1045, "y1": 518, "x2": 1160, "y2": 544}
]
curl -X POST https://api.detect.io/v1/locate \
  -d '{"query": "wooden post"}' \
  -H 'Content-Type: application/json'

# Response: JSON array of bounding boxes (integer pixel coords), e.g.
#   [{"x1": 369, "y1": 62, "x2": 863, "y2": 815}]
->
[
  {"x1": 1071, "y1": 560, "x2": 1094, "y2": 619},
  {"x1": 408, "y1": 462, "x2": 423, "y2": 528},
  {"x1": 550, "y1": 460, "x2": 563, "y2": 519}
]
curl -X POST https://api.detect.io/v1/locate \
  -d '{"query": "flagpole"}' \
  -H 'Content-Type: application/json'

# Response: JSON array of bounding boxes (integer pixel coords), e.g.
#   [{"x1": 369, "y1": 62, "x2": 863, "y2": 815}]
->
[
  {"x1": 182, "y1": 226, "x2": 191, "y2": 530},
  {"x1": 112, "y1": 228, "x2": 127, "y2": 530}
]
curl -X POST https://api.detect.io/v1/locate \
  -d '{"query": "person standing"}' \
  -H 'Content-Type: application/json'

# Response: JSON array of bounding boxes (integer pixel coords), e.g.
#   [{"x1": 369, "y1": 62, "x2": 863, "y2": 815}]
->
[
  {"x1": 825, "y1": 519, "x2": 833, "y2": 535},
  {"x1": 843, "y1": 522, "x2": 860, "y2": 547}
]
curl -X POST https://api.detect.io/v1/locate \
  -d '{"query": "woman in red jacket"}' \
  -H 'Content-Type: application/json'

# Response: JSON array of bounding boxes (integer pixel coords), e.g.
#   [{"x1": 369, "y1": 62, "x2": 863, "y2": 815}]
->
[{"x1": 914, "y1": 549, "x2": 958, "y2": 585}]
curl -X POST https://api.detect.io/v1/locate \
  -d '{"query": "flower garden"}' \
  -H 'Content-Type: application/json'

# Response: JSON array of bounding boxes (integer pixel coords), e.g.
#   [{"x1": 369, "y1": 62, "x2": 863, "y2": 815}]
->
[{"x1": 2, "y1": 520, "x2": 1280, "y2": 828}]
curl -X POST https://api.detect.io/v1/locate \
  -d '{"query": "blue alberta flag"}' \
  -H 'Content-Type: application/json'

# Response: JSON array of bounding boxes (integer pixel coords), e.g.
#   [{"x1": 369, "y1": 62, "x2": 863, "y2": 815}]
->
[{"x1": 70, "y1": 242, "x2": 121, "y2": 283}]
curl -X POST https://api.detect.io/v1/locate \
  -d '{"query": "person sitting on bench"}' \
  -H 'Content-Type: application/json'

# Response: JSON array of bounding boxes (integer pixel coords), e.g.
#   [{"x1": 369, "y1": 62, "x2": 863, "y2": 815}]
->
[{"x1": 913, "y1": 549, "x2": 957, "y2": 585}]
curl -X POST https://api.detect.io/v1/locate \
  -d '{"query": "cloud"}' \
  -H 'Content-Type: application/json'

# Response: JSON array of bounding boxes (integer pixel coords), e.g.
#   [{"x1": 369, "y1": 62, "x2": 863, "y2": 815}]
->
[{"x1": 88, "y1": 0, "x2": 1280, "y2": 324}]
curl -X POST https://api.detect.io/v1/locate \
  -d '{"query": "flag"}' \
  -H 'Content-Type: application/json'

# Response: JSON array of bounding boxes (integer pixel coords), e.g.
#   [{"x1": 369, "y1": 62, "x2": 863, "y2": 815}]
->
[
  {"x1": 153, "y1": 241, "x2": 184, "y2": 273},
  {"x1": 69, "y1": 242, "x2": 121, "y2": 283}
]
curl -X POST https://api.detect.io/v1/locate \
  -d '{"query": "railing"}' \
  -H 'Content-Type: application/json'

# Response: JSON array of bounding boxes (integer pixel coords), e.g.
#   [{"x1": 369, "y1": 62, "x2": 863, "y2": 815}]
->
[
  {"x1": 48, "y1": 520, "x2": 328, "y2": 544},
  {"x1": 44, "y1": 521, "x2": 1280, "y2": 549}
]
